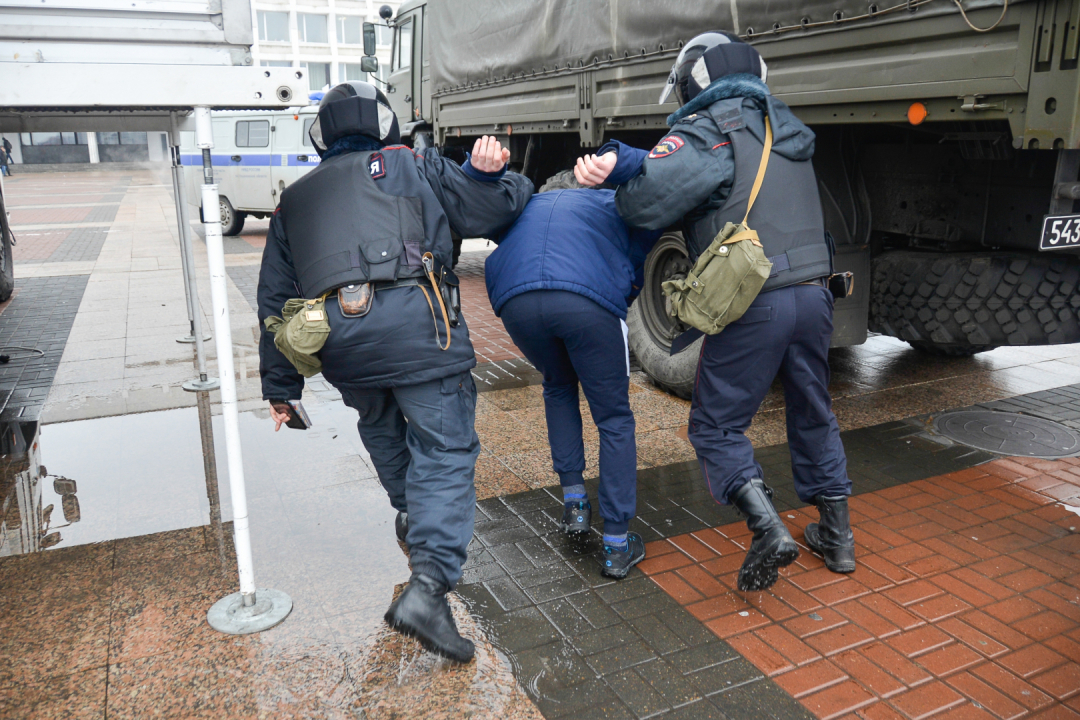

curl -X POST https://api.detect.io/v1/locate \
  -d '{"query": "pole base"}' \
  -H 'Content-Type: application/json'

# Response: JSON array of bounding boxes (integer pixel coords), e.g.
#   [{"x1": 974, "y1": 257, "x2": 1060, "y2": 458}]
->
[
  {"x1": 183, "y1": 377, "x2": 221, "y2": 392},
  {"x1": 177, "y1": 334, "x2": 213, "y2": 344},
  {"x1": 207, "y1": 588, "x2": 292, "y2": 635}
]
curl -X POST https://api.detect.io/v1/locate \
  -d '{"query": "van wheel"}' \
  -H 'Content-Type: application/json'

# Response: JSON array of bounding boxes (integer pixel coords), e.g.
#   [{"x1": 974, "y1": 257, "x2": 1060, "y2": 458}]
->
[
  {"x1": 627, "y1": 232, "x2": 700, "y2": 399},
  {"x1": 218, "y1": 197, "x2": 245, "y2": 236}
]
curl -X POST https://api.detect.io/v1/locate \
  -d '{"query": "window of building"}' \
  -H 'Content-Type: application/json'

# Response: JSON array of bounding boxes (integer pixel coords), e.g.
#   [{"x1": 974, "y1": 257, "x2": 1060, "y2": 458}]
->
[
  {"x1": 20, "y1": 132, "x2": 88, "y2": 146},
  {"x1": 302, "y1": 117, "x2": 315, "y2": 147},
  {"x1": 376, "y1": 24, "x2": 391, "y2": 47},
  {"x1": 95, "y1": 132, "x2": 146, "y2": 145},
  {"x1": 235, "y1": 120, "x2": 270, "y2": 148},
  {"x1": 297, "y1": 13, "x2": 328, "y2": 44},
  {"x1": 337, "y1": 16, "x2": 362, "y2": 45},
  {"x1": 301, "y1": 62, "x2": 331, "y2": 91},
  {"x1": 338, "y1": 63, "x2": 367, "y2": 82},
  {"x1": 257, "y1": 11, "x2": 289, "y2": 42},
  {"x1": 260, "y1": 60, "x2": 292, "y2": 67},
  {"x1": 393, "y1": 19, "x2": 412, "y2": 70}
]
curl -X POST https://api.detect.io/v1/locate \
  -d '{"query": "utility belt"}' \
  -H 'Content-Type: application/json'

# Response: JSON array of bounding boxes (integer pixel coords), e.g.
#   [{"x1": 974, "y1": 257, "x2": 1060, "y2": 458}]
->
[
  {"x1": 335, "y1": 253, "x2": 461, "y2": 350},
  {"x1": 265, "y1": 252, "x2": 461, "y2": 378}
]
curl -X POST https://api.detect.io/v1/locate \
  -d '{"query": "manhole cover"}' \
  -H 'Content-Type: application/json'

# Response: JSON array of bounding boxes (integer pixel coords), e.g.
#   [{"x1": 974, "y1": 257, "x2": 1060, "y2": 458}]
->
[{"x1": 934, "y1": 411, "x2": 1080, "y2": 458}]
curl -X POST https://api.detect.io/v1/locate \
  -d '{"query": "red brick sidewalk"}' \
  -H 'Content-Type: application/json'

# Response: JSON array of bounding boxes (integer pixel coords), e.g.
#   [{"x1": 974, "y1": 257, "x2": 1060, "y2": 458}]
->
[{"x1": 640, "y1": 457, "x2": 1080, "y2": 720}]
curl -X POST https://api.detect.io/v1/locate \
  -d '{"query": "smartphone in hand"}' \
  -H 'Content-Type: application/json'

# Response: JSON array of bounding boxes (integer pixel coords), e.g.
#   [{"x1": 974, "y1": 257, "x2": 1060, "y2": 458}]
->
[{"x1": 272, "y1": 400, "x2": 312, "y2": 430}]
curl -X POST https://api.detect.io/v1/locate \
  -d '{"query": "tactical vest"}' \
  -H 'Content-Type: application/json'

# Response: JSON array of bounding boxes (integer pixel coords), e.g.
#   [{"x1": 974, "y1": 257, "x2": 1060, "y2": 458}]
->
[
  {"x1": 688, "y1": 100, "x2": 831, "y2": 293},
  {"x1": 280, "y1": 150, "x2": 428, "y2": 298}
]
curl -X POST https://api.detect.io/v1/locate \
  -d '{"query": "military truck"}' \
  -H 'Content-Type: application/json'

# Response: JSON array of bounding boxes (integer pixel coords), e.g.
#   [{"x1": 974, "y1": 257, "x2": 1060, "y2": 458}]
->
[{"x1": 374, "y1": 0, "x2": 1080, "y2": 398}]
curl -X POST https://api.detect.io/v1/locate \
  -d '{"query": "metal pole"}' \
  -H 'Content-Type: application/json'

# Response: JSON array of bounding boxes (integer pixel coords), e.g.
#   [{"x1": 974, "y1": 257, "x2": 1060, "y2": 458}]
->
[
  {"x1": 196, "y1": 106, "x2": 291, "y2": 634},
  {"x1": 169, "y1": 113, "x2": 212, "y2": 347},
  {"x1": 196, "y1": 389, "x2": 227, "y2": 573}
]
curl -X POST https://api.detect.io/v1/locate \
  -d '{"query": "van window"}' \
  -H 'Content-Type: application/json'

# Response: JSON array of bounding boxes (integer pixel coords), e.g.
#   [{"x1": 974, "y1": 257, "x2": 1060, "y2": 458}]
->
[
  {"x1": 393, "y1": 19, "x2": 412, "y2": 71},
  {"x1": 236, "y1": 120, "x2": 270, "y2": 148},
  {"x1": 302, "y1": 118, "x2": 315, "y2": 147}
]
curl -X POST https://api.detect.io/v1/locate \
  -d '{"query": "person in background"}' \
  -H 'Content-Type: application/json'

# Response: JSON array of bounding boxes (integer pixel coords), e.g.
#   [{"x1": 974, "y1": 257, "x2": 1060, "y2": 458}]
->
[
  {"x1": 575, "y1": 32, "x2": 855, "y2": 592},
  {"x1": 482, "y1": 169, "x2": 662, "y2": 579}
]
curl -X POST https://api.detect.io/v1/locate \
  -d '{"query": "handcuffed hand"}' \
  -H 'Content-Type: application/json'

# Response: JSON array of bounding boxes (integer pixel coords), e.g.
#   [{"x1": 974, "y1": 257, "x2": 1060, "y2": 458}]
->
[
  {"x1": 574, "y1": 151, "x2": 617, "y2": 186},
  {"x1": 269, "y1": 402, "x2": 291, "y2": 432},
  {"x1": 470, "y1": 135, "x2": 511, "y2": 173}
]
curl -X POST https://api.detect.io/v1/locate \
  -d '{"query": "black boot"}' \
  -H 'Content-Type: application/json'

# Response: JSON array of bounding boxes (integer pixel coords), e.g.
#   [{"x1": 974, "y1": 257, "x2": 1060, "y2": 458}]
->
[
  {"x1": 805, "y1": 495, "x2": 856, "y2": 573},
  {"x1": 730, "y1": 479, "x2": 799, "y2": 591},
  {"x1": 395, "y1": 511, "x2": 409, "y2": 543},
  {"x1": 384, "y1": 573, "x2": 475, "y2": 663}
]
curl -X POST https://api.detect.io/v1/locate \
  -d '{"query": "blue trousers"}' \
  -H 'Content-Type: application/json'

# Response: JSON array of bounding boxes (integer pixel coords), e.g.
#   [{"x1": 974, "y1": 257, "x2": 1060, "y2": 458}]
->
[
  {"x1": 689, "y1": 284, "x2": 851, "y2": 504},
  {"x1": 339, "y1": 371, "x2": 479, "y2": 589},
  {"x1": 501, "y1": 290, "x2": 636, "y2": 534}
]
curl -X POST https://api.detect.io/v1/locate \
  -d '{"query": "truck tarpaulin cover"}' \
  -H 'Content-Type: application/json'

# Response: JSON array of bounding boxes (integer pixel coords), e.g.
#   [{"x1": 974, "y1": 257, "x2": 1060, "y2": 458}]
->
[{"x1": 429, "y1": 0, "x2": 1020, "y2": 93}]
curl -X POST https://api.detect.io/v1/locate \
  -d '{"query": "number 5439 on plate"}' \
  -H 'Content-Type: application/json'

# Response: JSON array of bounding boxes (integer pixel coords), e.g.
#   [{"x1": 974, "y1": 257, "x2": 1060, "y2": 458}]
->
[{"x1": 1040, "y1": 214, "x2": 1080, "y2": 250}]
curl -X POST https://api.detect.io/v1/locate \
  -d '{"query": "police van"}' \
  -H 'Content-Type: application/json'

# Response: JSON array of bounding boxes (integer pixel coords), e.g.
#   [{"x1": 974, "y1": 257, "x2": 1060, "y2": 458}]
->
[{"x1": 181, "y1": 106, "x2": 321, "y2": 235}]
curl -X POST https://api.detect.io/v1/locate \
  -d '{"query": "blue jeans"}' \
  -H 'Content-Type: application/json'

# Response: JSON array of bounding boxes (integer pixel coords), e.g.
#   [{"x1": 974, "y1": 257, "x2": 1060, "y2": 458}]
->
[
  {"x1": 689, "y1": 283, "x2": 851, "y2": 504},
  {"x1": 500, "y1": 290, "x2": 636, "y2": 534},
  {"x1": 339, "y1": 371, "x2": 479, "y2": 589}
]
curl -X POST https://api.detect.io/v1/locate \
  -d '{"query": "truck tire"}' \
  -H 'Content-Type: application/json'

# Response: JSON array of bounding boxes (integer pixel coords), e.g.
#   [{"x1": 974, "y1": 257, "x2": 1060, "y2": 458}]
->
[
  {"x1": 869, "y1": 251, "x2": 1080, "y2": 354},
  {"x1": 0, "y1": 189, "x2": 13, "y2": 303},
  {"x1": 627, "y1": 232, "x2": 701, "y2": 399},
  {"x1": 538, "y1": 169, "x2": 580, "y2": 192}
]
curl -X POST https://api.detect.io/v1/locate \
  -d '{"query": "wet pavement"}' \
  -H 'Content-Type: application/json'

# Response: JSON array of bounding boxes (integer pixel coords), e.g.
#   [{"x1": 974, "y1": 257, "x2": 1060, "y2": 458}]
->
[{"x1": 1, "y1": 168, "x2": 1079, "y2": 719}]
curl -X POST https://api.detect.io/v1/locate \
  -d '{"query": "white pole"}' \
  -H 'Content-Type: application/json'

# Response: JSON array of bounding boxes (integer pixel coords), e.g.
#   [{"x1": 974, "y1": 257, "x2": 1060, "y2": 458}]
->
[
  {"x1": 196, "y1": 106, "x2": 291, "y2": 633},
  {"x1": 86, "y1": 132, "x2": 100, "y2": 164}
]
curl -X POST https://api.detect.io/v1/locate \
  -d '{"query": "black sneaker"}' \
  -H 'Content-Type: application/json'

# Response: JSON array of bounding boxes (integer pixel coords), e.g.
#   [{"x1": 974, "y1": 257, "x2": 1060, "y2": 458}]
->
[
  {"x1": 561, "y1": 500, "x2": 591, "y2": 535},
  {"x1": 600, "y1": 532, "x2": 646, "y2": 579},
  {"x1": 395, "y1": 512, "x2": 409, "y2": 543}
]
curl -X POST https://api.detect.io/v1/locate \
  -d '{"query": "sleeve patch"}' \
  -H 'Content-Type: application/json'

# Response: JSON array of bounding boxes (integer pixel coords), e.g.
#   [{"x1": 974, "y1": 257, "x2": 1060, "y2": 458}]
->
[
  {"x1": 368, "y1": 152, "x2": 386, "y2": 179},
  {"x1": 648, "y1": 135, "x2": 685, "y2": 159}
]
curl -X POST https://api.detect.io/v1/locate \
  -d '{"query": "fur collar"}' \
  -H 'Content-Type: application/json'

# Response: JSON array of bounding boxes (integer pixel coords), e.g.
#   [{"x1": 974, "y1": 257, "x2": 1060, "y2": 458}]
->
[
  {"x1": 320, "y1": 133, "x2": 384, "y2": 160},
  {"x1": 667, "y1": 73, "x2": 771, "y2": 126}
]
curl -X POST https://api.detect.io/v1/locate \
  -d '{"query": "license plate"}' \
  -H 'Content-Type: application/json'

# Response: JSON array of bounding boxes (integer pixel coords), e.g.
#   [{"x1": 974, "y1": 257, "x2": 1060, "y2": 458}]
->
[{"x1": 1040, "y1": 214, "x2": 1080, "y2": 250}]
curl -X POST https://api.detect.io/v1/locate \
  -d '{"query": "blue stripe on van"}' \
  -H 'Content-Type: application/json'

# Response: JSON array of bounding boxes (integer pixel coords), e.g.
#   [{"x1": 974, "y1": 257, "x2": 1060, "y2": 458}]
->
[{"x1": 180, "y1": 153, "x2": 319, "y2": 167}]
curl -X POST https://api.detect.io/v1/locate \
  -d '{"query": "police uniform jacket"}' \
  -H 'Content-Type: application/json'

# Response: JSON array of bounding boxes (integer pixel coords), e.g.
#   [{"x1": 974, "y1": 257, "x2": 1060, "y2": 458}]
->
[
  {"x1": 601, "y1": 75, "x2": 831, "y2": 293},
  {"x1": 258, "y1": 144, "x2": 534, "y2": 400}
]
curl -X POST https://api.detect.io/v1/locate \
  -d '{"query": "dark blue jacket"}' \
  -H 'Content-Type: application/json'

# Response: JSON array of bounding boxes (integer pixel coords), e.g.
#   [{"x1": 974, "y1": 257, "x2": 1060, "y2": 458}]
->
[{"x1": 484, "y1": 154, "x2": 660, "y2": 320}]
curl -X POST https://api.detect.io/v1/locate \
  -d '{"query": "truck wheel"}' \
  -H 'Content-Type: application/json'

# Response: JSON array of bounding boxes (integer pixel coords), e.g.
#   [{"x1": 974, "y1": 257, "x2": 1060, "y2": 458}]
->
[
  {"x1": 538, "y1": 169, "x2": 580, "y2": 192},
  {"x1": 0, "y1": 215, "x2": 13, "y2": 303},
  {"x1": 627, "y1": 232, "x2": 701, "y2": 399},
  {"x1": 869, "y1": 251, "x2": 1080, "y2": 354},
  {"x1": 218, "y1": 197, "x2": 245, "y2": 236}
]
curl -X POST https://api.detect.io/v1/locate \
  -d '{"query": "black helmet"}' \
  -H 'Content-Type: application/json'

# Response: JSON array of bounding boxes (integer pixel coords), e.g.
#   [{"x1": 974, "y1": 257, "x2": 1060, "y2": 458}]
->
[
  {"x1": 308, "y1": 81, "x2": 400, "y2": 153},
  {"x1": 659, "y1": 31, "x2": 768, "y2": 106}
]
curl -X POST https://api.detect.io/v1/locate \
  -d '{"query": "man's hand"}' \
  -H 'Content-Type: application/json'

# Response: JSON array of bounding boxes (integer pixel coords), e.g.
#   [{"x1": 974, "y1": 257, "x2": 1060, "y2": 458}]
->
[
  {"x1": 269, "y1": 402, "x2": 291, "y2": 432},
  {"x1": 470, "y1": 135, "x2": 511, "y2": 173},
  {"x1": 574, "y1": 151, "x2": 618, "y2": 187}
]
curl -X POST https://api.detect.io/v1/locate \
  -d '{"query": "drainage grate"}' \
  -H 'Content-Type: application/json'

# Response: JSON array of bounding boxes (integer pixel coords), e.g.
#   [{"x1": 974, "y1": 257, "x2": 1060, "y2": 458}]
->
[{"x1": 934, "y1": 410, "x2": 1080, "y2": 458}]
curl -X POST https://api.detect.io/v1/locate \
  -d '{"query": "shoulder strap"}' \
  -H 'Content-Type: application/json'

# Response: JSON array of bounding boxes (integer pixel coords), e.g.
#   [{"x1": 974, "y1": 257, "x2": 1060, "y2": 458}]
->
[{"x1": 742, "y1": 115, "x2": 773, "y2": 225}]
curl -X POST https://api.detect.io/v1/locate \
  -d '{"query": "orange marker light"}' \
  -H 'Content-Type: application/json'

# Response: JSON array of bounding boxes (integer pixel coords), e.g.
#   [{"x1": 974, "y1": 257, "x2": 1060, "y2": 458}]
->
[{"x1": 907, "y1": 102, "x2": 928, "y2": 125}]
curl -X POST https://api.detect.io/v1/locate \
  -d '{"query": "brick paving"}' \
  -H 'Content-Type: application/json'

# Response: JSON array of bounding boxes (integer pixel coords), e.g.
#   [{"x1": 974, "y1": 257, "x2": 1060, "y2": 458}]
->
[
  {"x1": 640, "y1": 457, "x2": 1080, "y2": 720},
  {"x1": 8, "y1": 179, "x2": 126, "y2": 263}
]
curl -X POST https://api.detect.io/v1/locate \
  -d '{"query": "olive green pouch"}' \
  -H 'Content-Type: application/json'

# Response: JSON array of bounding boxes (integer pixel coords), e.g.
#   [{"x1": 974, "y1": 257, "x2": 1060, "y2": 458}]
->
[
  {"x1": 264, "y1": 294, "x2": 331, "y2": 377},
  {"x1": 662, "y1": 117, "x2": 775, "y2": 335}
]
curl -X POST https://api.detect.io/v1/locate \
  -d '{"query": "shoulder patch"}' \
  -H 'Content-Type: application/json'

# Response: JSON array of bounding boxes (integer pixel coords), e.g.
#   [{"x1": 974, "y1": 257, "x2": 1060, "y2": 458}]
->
[
  {"x1": 712, "y1": 106, "x2": 745, "y2": 133},
  {"x1": 648, "y1": 135, "x2": 685, "y2": 159},
  {"x1": 368, "y1": 152, "x2": 386, "y2": 179}
]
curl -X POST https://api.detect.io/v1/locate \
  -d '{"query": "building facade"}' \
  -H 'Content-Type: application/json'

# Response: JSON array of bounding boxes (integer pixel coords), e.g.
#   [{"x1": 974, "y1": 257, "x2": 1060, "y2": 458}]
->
[{"x1": 250, "y1": 0, "x2": 398, "y2": 94}]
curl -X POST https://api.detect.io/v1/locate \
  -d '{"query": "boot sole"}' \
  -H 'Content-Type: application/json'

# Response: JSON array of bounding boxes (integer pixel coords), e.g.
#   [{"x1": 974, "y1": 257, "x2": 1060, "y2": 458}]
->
[
  {"x1": 560, "y1": 524, "x2": 590, "y2": 536},
  {"x1": 805, "y1": 534, "x2": 856, "y2": 574},
  {"x1": 738, "y1": 541, "x2": 799, "y2": 592},
  {"x1": 384, "y1": 613, "x2": 475, "y2": 664}
]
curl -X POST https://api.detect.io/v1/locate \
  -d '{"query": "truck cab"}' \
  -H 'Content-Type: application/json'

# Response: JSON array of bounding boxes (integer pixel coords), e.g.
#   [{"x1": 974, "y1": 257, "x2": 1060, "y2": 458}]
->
[{"x1": 385, "y1": 0, "x2": 431, "y2": 143}]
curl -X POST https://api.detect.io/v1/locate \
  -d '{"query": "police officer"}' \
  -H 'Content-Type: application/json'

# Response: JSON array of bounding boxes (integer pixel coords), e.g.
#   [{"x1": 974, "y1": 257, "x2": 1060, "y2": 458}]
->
[
  {"x1": 259, "y1": 81, "x2": 532, "y2": 661},
  {"x1": 483, "y1": 174, "x2": 661, "y2": 578},
  {"x1": 575, "y1": 33, "x2": 855, "y2": 592}
]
